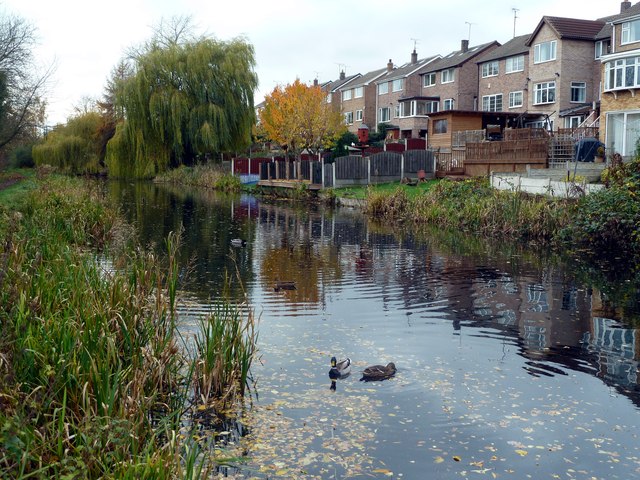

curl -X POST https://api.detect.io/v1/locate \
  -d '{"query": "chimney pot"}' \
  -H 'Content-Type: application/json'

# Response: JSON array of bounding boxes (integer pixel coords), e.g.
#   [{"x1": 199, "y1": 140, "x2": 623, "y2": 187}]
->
[
  {"x1": 387, "y1": 59, "x2": 394, "y2": 72},
  {"x1": 411, "y1": 49, "x2": 418, "y2": 64}
]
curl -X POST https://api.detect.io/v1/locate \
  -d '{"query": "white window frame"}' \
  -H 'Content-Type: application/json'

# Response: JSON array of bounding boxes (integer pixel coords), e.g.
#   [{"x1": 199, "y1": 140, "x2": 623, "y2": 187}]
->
[
  {"x1": 534, "y1": 40, "x2": 557, "y2": 64},
  {"x1": 605, "y1": 110, "x2": 640, "y2": 157},
  {"x1": 441, "y1": 69, "x2": 455, "y2": 84},
  {"x1": 595, "y1": 40, "x2": 609, "y2": 59},
  {"x1": 326, "y1": 93, "x2": 332, "y2": 103},
  {"x1": 378, "y1": 82, "x2": 389, "y2": 95},
  {"x1": 354, "y1": 86, "x2": 364, "y2": 98},
  {"x1": 570, "y1": 81, "x2": 586, "y2": 103},
  {"x1": 604, "y1": 56, "x2": 640, "y2": 90},
  {"x1": 509, "y1": 91, "x2": 523, "y2": 108},
  {"x1": 443, "y1": 98, "x2": 454, "y2": 110},
  {"x1": 533, "y1": 81, "x2": 556, "y2": 104},
  {"x1": 355, "y1": 109, "x2": 363, "y2": 121},
  {"x1": 392, "y1": 78, "x2": 404, "y2": 92},
  {"x1": 344, "y1": 111, "x2": 353, "y2": 124},
  {"x1": 505, "y1": 55, "x2": 524, "y2": 73},
  {"x1": 621, "y1": 19, "x2": 640, "y2": 45},
  {"x1": 342, "y1": 89, "x2": 352, "y2": 101},
  {"x1": 481, "y1": 61, "x2": 499, "y2": 78},
  {"x1": 423, "y1": 72, "x2": 436, "y2": 87},
  {"x1": 394, "y1": 104, "x2": 401, "y2": 118},
  {"x1": 482, "y1": 94, "x2": 503, "y2": 112},
  {"x1": 379, "y1": 107, "x2": 390, "y2": 122}
]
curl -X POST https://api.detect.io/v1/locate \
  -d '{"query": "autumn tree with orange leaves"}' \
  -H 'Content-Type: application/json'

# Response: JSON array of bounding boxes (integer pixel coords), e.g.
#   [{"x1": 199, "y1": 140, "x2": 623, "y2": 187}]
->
[{"x1": 257, "y1": 79, "x2": 346, "y2": 159}]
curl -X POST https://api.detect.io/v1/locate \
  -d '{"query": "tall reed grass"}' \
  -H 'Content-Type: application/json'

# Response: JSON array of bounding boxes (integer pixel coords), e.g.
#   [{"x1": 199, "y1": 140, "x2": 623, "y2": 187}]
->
[
  {"x1": 0, "y1": 173, "x2": 257, "y2": 478},
  {"x1": 365, "y1": 177, "x2": 573, "y2": 242},
  {"x1": 154, "y1": 164, "x2": 242, "y2": 192}
]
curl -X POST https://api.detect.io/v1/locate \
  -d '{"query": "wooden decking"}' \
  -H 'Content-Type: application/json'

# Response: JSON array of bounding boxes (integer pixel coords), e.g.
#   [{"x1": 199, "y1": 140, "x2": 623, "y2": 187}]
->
[{"x1": 257, "y1": 179, "x2": 322, "y2": 190}]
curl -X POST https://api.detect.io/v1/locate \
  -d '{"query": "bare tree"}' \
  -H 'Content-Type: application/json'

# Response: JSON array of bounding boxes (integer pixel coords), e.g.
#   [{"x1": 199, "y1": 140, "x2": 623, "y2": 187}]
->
[{"x1": 0, "y1": 10, "x2": 53, "y2": 151}]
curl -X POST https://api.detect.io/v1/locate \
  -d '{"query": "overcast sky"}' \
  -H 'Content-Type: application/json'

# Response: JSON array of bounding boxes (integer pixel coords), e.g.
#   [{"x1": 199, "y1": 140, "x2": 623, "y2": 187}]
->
[{"x1": 1, "y1": 0, "x2": 625, "y2": 125}]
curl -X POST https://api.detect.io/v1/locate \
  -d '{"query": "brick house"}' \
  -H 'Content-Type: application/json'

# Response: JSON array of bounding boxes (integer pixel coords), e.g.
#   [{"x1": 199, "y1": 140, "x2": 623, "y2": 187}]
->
[
  {"x1": 476, "y1": 35, "x2": 531, "y2": 119},
  {"x1": 320, "y1": 72, "x2": 360, "y2": 111},
  {"x1": 373, "y1": 50, "x2": 440, "y2": 139},
  {"x1": 338, "y1": 67, "x2": 387, "y2": 135},
  {"x1": 418, "y1": 40, "x2": 500, "y2": 115},
  {"x1": 599, "y1": 1, "x2": 640, "y2": 158},
  {"x1": 524, "y1": 16, "x2": 606, "y2": 130}
]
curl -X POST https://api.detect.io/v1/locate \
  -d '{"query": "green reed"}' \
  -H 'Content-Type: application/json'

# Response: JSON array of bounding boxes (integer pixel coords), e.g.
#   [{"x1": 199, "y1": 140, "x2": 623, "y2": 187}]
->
[{"x1": 0, "y1": 174, "x2": 228, "y2": 478}]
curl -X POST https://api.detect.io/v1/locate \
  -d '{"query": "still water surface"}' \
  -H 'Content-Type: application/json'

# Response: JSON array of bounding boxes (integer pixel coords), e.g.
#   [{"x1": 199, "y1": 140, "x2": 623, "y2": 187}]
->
[{"x1": 109, "y1": 181, "x2": 640, "y2": 479}]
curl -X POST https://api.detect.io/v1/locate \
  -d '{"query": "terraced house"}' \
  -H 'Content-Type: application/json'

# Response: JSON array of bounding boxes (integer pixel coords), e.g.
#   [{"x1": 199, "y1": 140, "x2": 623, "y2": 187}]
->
[
  {"x1": 338, "y1": 67, "x2": 387, "y2": 135},
  {"x1": 599, "y1": 1, "x2": 640, "y2": 158}
]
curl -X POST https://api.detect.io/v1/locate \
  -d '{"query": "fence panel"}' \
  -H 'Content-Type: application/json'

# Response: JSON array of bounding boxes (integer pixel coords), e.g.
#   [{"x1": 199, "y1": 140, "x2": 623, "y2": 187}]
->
[{"x1": 405, "y1": 150, "x2": 436, "y2": 177}]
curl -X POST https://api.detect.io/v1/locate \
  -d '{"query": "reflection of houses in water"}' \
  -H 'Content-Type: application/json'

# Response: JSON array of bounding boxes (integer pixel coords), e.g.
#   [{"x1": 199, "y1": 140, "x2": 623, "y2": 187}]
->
[{"x1": 583, "y1": 317, "x2": 640, "y2": 387}]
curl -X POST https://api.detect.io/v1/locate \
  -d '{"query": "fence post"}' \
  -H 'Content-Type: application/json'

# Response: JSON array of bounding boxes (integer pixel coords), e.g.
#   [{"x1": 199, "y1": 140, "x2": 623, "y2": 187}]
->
[
  {"x1": 332, "y1": 161, "x2": 336, "y2": 188},
  {"x1": 231, "y1": 157, "x2": 235, "y2": 175},
  {"x1": 401, "y1": 154, "x2": 405, "y2": 180},
  {"x1": 367, "y1": 157, "x2": 371, "y2": 185}
]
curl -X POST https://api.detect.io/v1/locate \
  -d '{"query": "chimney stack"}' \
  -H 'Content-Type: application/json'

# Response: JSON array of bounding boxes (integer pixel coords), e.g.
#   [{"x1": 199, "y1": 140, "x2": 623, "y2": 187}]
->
[
  {"x1": 621, "y1": 1, "x2": 632, "y2": 12},
  {"x1": 411, "y1": 49, "x2": 418, "y2": 64},
  {"x1": 461, "y1": 39, "x2": 469, "y2": 52},
  {"x1": 387, "y1": 59, "x2": 394, "y2": 72},
  {"x1": 340, "y1": 70, "x2": 345, "y2": 80},
  {"x1": 313, "y1": 78, "x2": 318, "y2": 86}
]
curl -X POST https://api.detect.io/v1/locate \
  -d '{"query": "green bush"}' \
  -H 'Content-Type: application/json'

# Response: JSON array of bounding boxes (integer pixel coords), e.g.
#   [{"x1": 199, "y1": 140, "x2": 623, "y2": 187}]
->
[{"x1": 9, "y1": 144, "x2": 35, "y2": 168}]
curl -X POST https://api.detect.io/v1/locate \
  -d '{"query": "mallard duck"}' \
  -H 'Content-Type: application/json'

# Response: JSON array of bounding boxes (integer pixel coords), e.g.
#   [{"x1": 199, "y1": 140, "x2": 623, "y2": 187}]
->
[
  {"x1": 360, "y1": 362, "x2": 396, "y2": 381},
  {"x1": 329, "y1": 356, "x2": 351, "y2": 379},
  {"x1": 231, "y1": 238, "x2": 246, "y2": 247},
  {"x1": 274, "y1": 280, "x2": 296, "y2": 292}
]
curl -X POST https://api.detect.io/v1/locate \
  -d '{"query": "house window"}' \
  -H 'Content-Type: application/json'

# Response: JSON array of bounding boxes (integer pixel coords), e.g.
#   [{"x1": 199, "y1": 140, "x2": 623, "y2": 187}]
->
[
  {"x1": 571, "y1": 82, "x2": 586, "y2": 102},
  {"x1": 441, "y1": 69, "x2": 455, "y2": 83},
  {"x1": 606, "y1": 110, "x2": 640, "y2": 157},
  {"x1": 355, "y1": 109, "x2": 363, "y2": 121},
  {"x1": 423, "y1": 72, "x2": 436, "y2": 87},
  {"x1": 443, "y1": 98, "x2": 454, "y2": 110},
  {"x1": 394, "y1": 104, "x2": 401, "y2": 118},
  {"x1": 418, "y1": 100, "x2": 439, "y2": 115},
  {"x1": 505, "y1": 55, "x2": 524, "y2": 73},
  {"x1": 604, "y1": 56, "x2": 640, "y2": 90},
  {"x1": 534, "y1": 40, "x2": 557, "y2": 64},
  {"x1": 379, "y1": 107, "x2": 390, "y2": 122},
  {"x1": 400, "y1": 102, "x2": 411, "y2": 117},
  {"x1": 482, "y1": 94, "x2": 503, "y2": 112},
  {"x1": 378, "y1": 82, "x2": 389, "y2": 95},
  {"x1": 533, "y1": 81, "x2": 556, "y2": 104},
  {"x1": 392, "y1": 79, "x2": 404, "y2": 92},
  {"x1": 433, "y1": 119, "x2": 448, "y2": 134},
  {"x1": 481, "y1": 61, "x2": 499, "y2": 78},
  {"x1": 342, "y1": 89, "x2": 352, "y2": 101},
  {"x1": 344, "y1": 111, "x2": 353, "y2": 124},
  {"x1": 509, "y1": 91, "x2": 523, "y2": 108},
  {"x1": 595, "y1": 40, "x2": 609, "y2": 59},
  {"x1": 326, "y1": 93, "x2": 332, "y2": 103},
  {"x1": 565, "y1": 116, "x2": 582, "y2": 128},
  {"x1": 621, "y1": 19, "x2": 640, "y2": 44},
  {"x1": 354, "y1": 86, "x2": 364, "y2": 98}
]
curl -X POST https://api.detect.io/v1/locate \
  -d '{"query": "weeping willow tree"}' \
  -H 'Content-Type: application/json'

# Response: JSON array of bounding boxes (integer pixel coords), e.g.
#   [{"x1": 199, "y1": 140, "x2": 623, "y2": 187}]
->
[
  {"x1": 32, "y1": 112, "x2": 105, "y2": 174},
  {"x1": 106, "y1": 21, "x2": 258, "y2": 178}
]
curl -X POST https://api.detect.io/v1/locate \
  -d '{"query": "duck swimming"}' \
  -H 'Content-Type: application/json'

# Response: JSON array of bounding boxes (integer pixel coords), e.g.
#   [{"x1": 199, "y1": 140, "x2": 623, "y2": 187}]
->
[
  {"x1": 360, "y1": 362, "x2": 396, "y2": 381},
  {"x1": 329, "y1": 356, "x2": 351, "y2": 379}
]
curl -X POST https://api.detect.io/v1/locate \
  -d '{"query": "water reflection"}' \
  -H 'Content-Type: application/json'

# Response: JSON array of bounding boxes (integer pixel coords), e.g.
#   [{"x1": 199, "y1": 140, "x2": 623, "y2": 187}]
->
[{"x1": 109, "y1": 180, "x2": 640, "y2": 478}]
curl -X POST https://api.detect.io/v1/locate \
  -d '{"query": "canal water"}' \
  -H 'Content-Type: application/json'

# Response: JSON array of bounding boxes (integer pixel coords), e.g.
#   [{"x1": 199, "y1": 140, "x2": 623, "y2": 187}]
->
[{"x1": 108, "y1": 181, "x2": 640, "y2": 479}]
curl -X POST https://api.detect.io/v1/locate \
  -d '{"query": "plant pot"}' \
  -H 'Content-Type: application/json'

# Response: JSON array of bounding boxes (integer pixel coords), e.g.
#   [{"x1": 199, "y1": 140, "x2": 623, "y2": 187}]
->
[{"x1": 594, "y1": 156, "x2": 604, "y2": 163}]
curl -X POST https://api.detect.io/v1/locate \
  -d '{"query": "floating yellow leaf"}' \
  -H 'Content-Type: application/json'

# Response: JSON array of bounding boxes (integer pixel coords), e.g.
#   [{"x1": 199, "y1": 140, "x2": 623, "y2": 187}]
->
[
  {"x1": 515, "y1": 449, "x2": 528, "y2": 456},
  {"x1": 434, "y1": 456, "x2": 445, "y2": 464},
  {"x1": 372, "y1": 468, "x2": 393, "y2": 476}
]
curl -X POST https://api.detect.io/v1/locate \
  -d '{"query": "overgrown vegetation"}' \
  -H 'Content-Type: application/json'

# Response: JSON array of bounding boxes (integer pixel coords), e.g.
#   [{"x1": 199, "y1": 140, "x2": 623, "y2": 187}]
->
[
  {"x1": 0, "y1": 172, "x2": 258, "y2": 478},
  {"x1": 154, "y1": 164, "x2": 242, "y2": 192}
]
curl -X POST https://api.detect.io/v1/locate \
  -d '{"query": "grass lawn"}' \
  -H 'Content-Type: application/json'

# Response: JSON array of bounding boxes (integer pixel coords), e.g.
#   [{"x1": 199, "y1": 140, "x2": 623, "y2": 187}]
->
[
  {"x1": 335, "y1": 179, "x2": 439, "y2": 200},
  {"x1": 0, "y1": 168, "x2": 36, "y2": 205}
]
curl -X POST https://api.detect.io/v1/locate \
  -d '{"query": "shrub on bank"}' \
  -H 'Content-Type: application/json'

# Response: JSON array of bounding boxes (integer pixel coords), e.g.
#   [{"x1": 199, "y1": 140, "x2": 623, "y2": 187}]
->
[{"x1": 154, "y1": 164, "x2": 241, "y2": 192}]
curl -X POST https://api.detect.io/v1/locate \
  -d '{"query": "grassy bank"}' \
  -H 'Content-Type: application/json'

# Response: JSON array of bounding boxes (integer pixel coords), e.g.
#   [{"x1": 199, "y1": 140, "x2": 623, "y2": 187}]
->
[
  {"x1": 364, "y1": 160, "x2": 640, "y2": 268},
  {"x1": 154, "y1": 164, "x2": 242, "y2": 192},
  {"x1": 0, "y1": 172, "x2": 257, "y2": 478}
]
